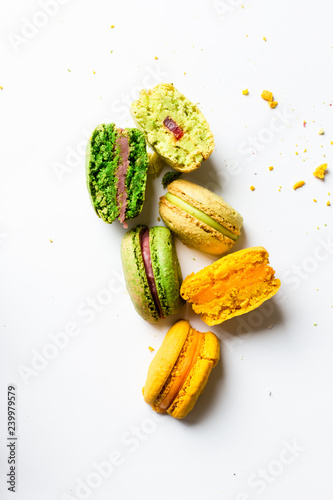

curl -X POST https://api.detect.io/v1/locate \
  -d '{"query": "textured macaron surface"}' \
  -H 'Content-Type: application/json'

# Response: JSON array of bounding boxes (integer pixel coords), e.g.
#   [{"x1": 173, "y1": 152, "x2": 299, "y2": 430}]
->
[
  {"x1": 121, "y1": 225, "x2": 183, "y2": 323},
  {"x1": 143, "y1": 320, "x2": 220, "y2": 419},
  {"x1": 86, "y1": 124, "x2": 148, "y2": 224},
  {"x1": 180, "y1": 247, "x2": 281, "y2": 326},
  {"x1": 159, "y1": 179, "x2": 243, "y2": 256},
  {"x1": 131, "y1": 83, "x2": 214, "y2": 172}
]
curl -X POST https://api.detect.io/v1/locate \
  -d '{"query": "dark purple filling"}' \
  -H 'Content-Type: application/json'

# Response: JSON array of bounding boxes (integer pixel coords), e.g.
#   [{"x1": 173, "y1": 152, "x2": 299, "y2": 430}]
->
[
  {"x1": 140, "y1": 229, "x2": 164, "y2": 318},
  {"x1": 163, "y1": 116, "x2": 184, "y2": 140},
  {"x1": 115, "y1": 132, "x2": 130, "y2": 228}
]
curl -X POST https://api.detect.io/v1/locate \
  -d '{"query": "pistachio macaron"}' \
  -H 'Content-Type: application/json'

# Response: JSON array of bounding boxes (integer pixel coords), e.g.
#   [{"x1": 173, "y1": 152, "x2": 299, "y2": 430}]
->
[
  {"x1": 159, "y1": 179, "x2": 243, "y2": 256},
  {"x1": 131, "y1": 83, "x2": 214, "y2": 173},
  {"x1": 143, "y1": 320, "x2": 220, "y2": 419},
  {"x1": 121, "y1": 225, "x2": 183, "y2": 323},
  {"x1": 86, "y1": 124, "x2": 149, "y2": 227}
]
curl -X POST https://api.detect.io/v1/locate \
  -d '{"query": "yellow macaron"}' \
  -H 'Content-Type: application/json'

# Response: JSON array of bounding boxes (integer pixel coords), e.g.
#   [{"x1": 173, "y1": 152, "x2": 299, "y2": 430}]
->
[{"x1": 143, "y1": 320, "x2": 220, "y2": 419}]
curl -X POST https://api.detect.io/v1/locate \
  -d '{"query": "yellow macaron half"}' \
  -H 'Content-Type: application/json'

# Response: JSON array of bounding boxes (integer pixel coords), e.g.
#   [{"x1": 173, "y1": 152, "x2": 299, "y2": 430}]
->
[{"x1": 143, "y1": 320, "x2": 220, "y2": 419}]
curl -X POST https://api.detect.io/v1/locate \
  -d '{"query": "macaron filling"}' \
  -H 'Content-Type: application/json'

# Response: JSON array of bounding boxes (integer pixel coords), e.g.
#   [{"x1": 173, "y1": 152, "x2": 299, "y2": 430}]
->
[
  {"x1": 140, "y1": 229, "x2": 164, "y2": 319},
  {"x1": 165, "y1": 192, "x2": 238, "y2": 241},
  {"x1": 157, "y1": 330, "x2": 204, "y2": 411},
  {"x1": 115, "y1": 132, "x2": 130, "y2": 227}
]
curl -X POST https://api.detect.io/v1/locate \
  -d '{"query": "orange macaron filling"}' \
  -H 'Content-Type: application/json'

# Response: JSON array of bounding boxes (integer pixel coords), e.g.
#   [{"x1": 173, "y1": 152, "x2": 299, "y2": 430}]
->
[{"x1": 157, "y1": 330, "x2": 204, "y2": 412}]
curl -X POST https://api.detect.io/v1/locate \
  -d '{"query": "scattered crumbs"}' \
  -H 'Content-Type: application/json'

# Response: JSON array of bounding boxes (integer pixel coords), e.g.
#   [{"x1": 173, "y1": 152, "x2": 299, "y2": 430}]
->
[
  {"x1": 318, "y1": 128, "x2": 324, "y2": 135},
  {"x1": 304, "y1": 149, "x2": 307, "y2": 153},
  {"x1": 331, "y1": 141, "x2": 333, "y2": 145},
  {"x1": 250, "y1": 185, "x2": 255, "y2": 191},
  {"x1": 313, "y1": 199, "x2": 317, "y2": 203},
  {"x1": 110, "y1": 50, "x2": 113, "y2": 53},
  {"x1": 313, "y1": 323, "x2": 317, "y2": 326},
  {"x1": 67, "y1": 69, "x2": 71, "y2": 72},
  {"x1": 269, "y1": 166, "x2": 274, "y2": 171},
  {"x1": 263, "y1": 36, "x2": 267, "y2": 41},
  {"x1": 295, "y1": 151, "x2": 298, "y2": 155},
  {"x1": 0, "y1": 86, "x2": 3, "y2": 90},
  {"x1": 327, "y1": 201, "x2": 331, "y2": 206},
  {"x1": 93, "y1": 70, "x2": 96, "y2": 74},
  {"x1": 269, "y1": 101, "x2": 278, "y2": 108},
  {"x1": 242, "y1": 89, "x2": 249, "y2": 95},
  {"x1": 313, "y1": 163, "x2": 327, "y2": 179},
  {"x1": 293, "y1": 180, "x2": 305, "y2": 190},
  {"x1": 154, "y1": 56, "x2": 158, "y2": 60},
  {"x1": 303, "y1": 121, "x2": 306, "y2": 127},
  {"x1": 110, "y1": 25, "x2": 115, "y2": 28},
  {"x1": 261, "y1": 90, "x2": 273, "y2": 102},
  {"x1": 184, "y1": 72, "x2": 186, "y2": 75},
  {"x1": 49, "y1": 239, "x2": 53, "y2": 243},
  {"x1": 148, "y1": 346, "x2": 155, "y2": 352}
]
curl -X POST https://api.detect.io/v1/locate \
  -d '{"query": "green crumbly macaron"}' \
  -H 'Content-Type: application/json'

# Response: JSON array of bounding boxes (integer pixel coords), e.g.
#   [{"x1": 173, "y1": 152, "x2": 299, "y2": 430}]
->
[
  {"x1": 121, "y1": 225, "x2": 184, "y2": 323},
  {"x1": 131, "y1": 83, "x2": 214, "y2": 173},
  {"x1": 86, "y1": 124, "x2": 149, "y2": 226}
]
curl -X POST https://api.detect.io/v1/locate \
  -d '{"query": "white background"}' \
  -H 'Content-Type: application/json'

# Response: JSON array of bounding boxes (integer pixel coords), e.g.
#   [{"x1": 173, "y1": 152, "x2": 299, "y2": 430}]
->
[{"x1": 1, "y1": 0, "x2": 333, "y2": 499}]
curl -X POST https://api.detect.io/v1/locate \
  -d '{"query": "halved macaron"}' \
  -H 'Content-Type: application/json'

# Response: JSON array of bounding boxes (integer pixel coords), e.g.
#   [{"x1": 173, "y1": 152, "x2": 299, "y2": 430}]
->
[
  {"x1": 131, "y1": 83, "x2": 214, "y2": 173},
  {"x1": 159, "y1": 179, "x2": 243, "y2": 256},
  {"x1": 143, "y1": 320, "x2": 220, "y2": 419},
  {"x1": 86, "y1": 124, "x2": 149, "y2": 227},
  {"x1": 121, "y1": 225, "x2": 184, "y2": 323},
  {"x1": 180, "y1": 247, "x2": 281, "y2": 326}
]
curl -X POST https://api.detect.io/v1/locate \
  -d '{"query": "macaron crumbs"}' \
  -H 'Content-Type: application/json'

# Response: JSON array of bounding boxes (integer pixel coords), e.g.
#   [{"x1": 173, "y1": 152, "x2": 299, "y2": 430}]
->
[
  {"x1": 313, "y1": 163, "x2": 327, "y2": 179},
  {"x1": 293, "y1": 180, "x2": 305, "y2": 190}
]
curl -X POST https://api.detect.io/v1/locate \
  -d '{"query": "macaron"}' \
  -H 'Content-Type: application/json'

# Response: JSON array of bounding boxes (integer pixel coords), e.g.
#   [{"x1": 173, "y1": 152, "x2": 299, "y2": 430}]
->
[
  {"x1": 131, "y1": 83, "x2": 214, "y2": 173},
  {"x1": 143, "y1": 320, "x2": 220, "y2": 419},
  {"x1": 180, "y1": 247, "x2": 281, "y2": 326},
  {"x1": 121, "y1": 225, "x2": 183, "y2": 323},
  {"x1": 159, "y1": 179, "x2": 243, "y2": 256},
  {"x1": 86, "y1": 123, "x2": 149, "y2": 227}
]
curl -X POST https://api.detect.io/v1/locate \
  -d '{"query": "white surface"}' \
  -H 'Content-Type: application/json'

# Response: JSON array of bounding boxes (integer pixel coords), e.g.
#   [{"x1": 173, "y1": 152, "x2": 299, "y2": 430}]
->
[{"x1": 1, "y1": 0, "x2": 333, "y2": 499}]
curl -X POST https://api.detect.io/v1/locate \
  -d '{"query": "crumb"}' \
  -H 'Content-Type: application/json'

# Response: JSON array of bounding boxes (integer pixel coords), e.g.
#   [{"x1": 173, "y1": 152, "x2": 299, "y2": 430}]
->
[
  {"x1": 269, "y1": 101, "x2": 278, "y2": 108},
  {"x1": 313, "y1": 163, "x2": 327, "y2": 179},
  {"x1": 154, "y1": 56, "x2": 158, "y2": 60},
  {"x1": 242, "y1": 89, "x2": 249, "y2": 95},
  {"x1": 261, "y1": 90, "x2": 273, "y2": 102},
  {"x1": 263, "y1": 36, "x2": 267, "y2": 41},
  {"x1": 157, "y1": 216, "x2": 161, "y2": 222},
  {"x1": 269, "y1": 166, "x2": 274, "y2": 171},
  {"x1": 304, "y1": 149, "x2": 307, "y2": 153},
  {"x1": 93, "y1": 70, "x2": 96, "y2": 74},
  {"x1": 293, "y1": 180, "x2": 305, "y2": 190},
  {"x1": 250, "y1": 185, "x2": 255, "y2": 191},
  {"x1": 111, "y1": 25, "x2": 115, "y2": 28},
  {"x1": 327, "y1": 201, "x2": 331, "y2": 206},
  {"x1": 0, "y1": 86, "x2": 3, "y2": 90},
  {"x1": 295, "y1": 152, "x2": 298, "y2": 155},
  {"x1": 184, "y1": 72, "x2": 186, "y2": 75},
  {"x1": 313, "y1": 199, "x2": 317, "y2": 202},
  {"x1": 67, "y1": 69, "x2": 71, "y2": 72},
  {"x1": 49, "y1": 239, "x2": 53, "y2": 243},
  {"x1": 303, "y1": 121, "x2": 306, "y2": 127},
  {"x1": 331, "y1": 141, "x2": 333, "y2": 145},
  {"x1": 313, "y1": 323, "x2": 317, "y2": 326},
  {"x1": 318, "y1": 128, "x2": 324, "y2": 135},
  {"x1": 148, "y1": 346, "x2": 155, "y2": 352}
]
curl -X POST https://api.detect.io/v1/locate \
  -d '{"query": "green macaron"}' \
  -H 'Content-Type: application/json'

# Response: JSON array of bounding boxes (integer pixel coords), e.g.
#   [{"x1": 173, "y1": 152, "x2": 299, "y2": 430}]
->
[
  {"x1": 86, "y1": 123, "x2": 149, "y2": 227},
  {"x1": 121, "y1": 225, "x2": 184, "y2": 323}
]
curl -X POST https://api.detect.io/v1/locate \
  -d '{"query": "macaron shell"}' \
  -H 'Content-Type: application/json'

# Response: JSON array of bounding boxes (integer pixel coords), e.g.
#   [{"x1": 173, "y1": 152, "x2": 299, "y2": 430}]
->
[
  {"x1": 149, "y1": 226, "x2": 184, "y2": 317},
  {"x1": 180, "y1": 246, "x2": 281, "y2": 326},
  {"x1": 167, "y1": 179, "x2": 243, "y2": 234},
  {"x1": 167, "y1": 358, "x2": 214, "y2": 419},
  {"x1": 159, "y1": 196, "x2": 235, "y2": 256},
  {"x1": 121, "y1": 225, "x2": 159, "y2": 323},
  {"x1": 143, "y1": 320, "x2": 191, "y2": 404}
]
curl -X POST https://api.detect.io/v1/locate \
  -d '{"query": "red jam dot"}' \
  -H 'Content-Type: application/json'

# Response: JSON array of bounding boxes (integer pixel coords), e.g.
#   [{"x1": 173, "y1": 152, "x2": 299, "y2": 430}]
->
[{"x1": 163, "y1": 116, "x2": 184, "y2": 140}]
